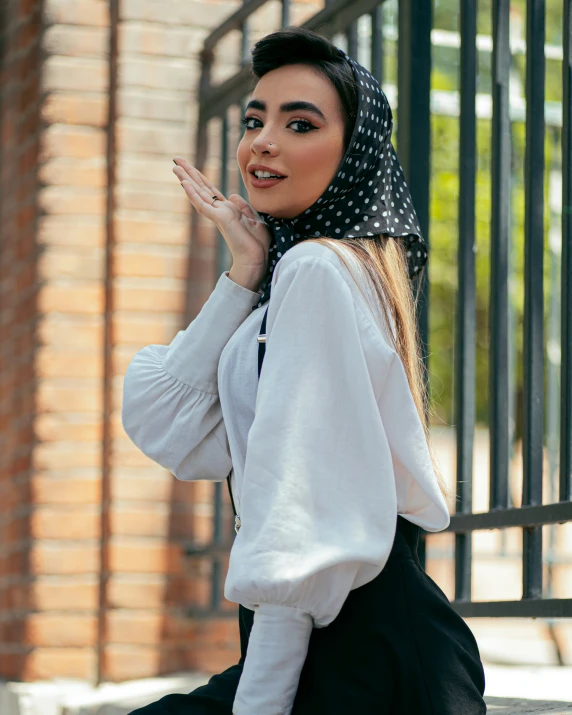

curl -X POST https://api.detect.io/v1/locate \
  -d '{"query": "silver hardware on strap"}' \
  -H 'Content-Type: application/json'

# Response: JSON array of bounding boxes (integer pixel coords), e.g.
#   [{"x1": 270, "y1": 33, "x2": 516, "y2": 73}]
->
[
  {"x1": 234, "y1": 514, "x2": 241, "y2": 533},
  {"x1": 257, "y1": 334, "x2": 267, "y2": 343}
]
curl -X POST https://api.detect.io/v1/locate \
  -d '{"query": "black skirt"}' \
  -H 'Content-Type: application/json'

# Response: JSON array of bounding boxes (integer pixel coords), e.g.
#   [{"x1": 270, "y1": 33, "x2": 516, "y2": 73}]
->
[{"x1": 128, "y1": 516, "x2": 486, "y2": 714}]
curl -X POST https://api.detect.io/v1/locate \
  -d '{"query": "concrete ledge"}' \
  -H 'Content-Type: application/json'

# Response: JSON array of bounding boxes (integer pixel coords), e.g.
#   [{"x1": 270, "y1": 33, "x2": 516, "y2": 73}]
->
[
  {"x1": 485, "y1": 698, "x2": 572, "y2": 714},
  {"x1": 2, "y1": 678, "x2": 572, "y2": 714}
]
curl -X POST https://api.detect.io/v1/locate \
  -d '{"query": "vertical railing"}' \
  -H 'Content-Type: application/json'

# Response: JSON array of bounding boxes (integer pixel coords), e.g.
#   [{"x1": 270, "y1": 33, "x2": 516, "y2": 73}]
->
[
  {"x1": 455, "y1": 0, "x2": 478, "y2": 603},
  {"x1": 489, "y1": 0, "x2": 511, "y2": 512},
  {"x1": 187, "y1": 0, "x2": 572, "y2": 619},
  {"x1": 561, "y1": 0, "x2": 572, "y2": 503},
  {"x1": 522, "y1": 0, "x2": 546, "y2": 601}
]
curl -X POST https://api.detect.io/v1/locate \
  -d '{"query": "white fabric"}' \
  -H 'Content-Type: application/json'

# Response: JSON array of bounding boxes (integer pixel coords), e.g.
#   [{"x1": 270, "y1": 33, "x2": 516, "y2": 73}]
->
[{"x1": 122, "y1": 240, "x2": 450, "y2": 715}]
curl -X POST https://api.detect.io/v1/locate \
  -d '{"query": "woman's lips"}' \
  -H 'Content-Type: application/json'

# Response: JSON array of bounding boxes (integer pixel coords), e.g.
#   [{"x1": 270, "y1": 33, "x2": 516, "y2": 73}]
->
[{"x1": 249, "y1": 174, "x2": 287, "y2": 189}]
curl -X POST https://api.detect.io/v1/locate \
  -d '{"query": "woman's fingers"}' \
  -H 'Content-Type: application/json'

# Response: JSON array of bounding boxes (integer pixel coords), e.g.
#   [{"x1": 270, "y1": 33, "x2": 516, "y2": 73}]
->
[
  {"x1": 174, "y1": 156, "x2": 223, "y2": 199},
  {"x1": 227, "y1": 194, "x2": 260, "y2": 222},
  {"x1": 173, "y1": 165, "x2": 227, "y2": 211},
  {"x1": 179, "y1": 180, "x2": 219, "y2": 220}
]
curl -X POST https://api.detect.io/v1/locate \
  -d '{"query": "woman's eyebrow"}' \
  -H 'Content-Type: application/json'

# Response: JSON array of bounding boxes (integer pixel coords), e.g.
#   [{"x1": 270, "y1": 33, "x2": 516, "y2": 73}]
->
[{"x1": 245, "y1": 99, "x2": 327, "y2": 122}]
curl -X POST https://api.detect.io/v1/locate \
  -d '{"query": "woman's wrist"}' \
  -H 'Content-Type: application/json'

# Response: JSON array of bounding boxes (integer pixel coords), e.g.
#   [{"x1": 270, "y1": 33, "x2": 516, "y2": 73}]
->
[{"x1": 228, "y1": 264, "x2": 264, "y2": 293}]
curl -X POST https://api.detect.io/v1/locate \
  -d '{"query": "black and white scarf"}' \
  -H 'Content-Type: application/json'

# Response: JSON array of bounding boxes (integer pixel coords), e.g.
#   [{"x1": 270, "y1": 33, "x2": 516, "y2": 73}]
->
[{"x1": 252, "y1": 48, "x2": 427, "y2": 310}]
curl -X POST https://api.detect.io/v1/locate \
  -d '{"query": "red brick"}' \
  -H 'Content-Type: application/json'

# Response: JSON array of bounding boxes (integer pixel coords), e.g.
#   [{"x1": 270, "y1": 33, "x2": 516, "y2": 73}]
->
[
  {"x1": 104, "y1": 644, "x2": 160, "y2": 682},
  {"x1": 119, "y1": 23, "x2": 206, "y2": 58},
  {"x1": 115, "y1": 215, "x2": 188, "y2": 245},
  {"x1": 26, "y1": 613, "x2": 98, "y2": 647},
  {"x1": 110, "y1": 504, "x2": 169, "y2": 537},
  {"x1": 38, "y1": 157, "x2": 107, "y2": 188},
  {"x1": 42, "y1": 93, "x2": 108, "y2": 127},
  {"x1": 113, "y1": 313, "x2": 180, "y2": 344},
  {"x1": 31, "y1": 505, "x2": 100, "y2": 539},
  {"x1": 118, "y1": 87, "x2": 197, "y2": 123},
  {"x1": 44, "y1": 0, "x2": 109, "y2": 27},
  {"x1": 44, "y1": 56, "x2": 108, "y2": 92},
  {"x1": 109, "y1": 539, "x2": 180, "y2": 574},
  {"x1": 116, "y1": 118, "x2": 190, "y2": 155},
  {"x1": 114, "y1": 282, "x2": 185, "y2": 313},
  {"x1": 24, "y1": 647, "x2": 96, "y2": 681},
  {"x1": 38, "y1": 215, "x2": 105, "y2": 247},
  {"x1": 32, "y1": 473, "x2": 101, "y2": 504},
  {"x1": 37, "y1": 380, "x2": 103, "y2": 412},
  {"x1": 121, "y1": 0, "x2": 237, "y2": 28},
  {"x1": 31, "y1": 576, "x2": 99, "y2": 610},
  {"x1": 37, "y1": 314, "x2": 103, "y2": 348},
  {"x1": 116, "y1": 186, "x2": 188, "y2": 214},
  {"x1": 31, "y1": 542, "x2": 100, "y2": 575},
  {"x1": 43, "y1": 24, "x2": 108, "y2": 57},
  {"x1": 38, "y1": 283, "x2": 104, "y2": 314},
  {"x1": 107, "y1": 575, "x2": 166, "y2": 609},
  {"x1": 41, "y1": 124, "x2": 106, "y2": 160},
  {"x1": 35, "y1": 413, "x2": 102, "y2": 442},
  {"x1": 38, "y1": 186, "x2": 106, "y2": 215},
  {"x1": 36, "y1": 349, "x2": 103, "y2": 378},
  {"x1": 107, "y1": 611, "x2": 162, "y2": 645}
]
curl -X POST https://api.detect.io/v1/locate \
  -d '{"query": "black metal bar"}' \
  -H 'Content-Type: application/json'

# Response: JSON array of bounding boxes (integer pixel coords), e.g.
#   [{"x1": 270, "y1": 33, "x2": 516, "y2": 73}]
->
[
  {"x1": 447, "y1": 501, "x2": 572, "y2": 531},
  {"x1": 370, "y1": 6, "x2": 383, "y2": 85},
  {"x1": 205, "y1": 0, "x2": 268, "y2": 53},
  {"x1": 241, "y1": 0, "x2": 250, "y2": 66},
  {"x1": 561, "y1": 0, "x2": 572, "y2": 501},
  {"x1": 217, "y1": 112, "x2": 231, "y2": 275},
  {"x1": 489, "y1": 0, "x2": 511, "y2": 510},
  {"x1": 97, "y1": 0, "x2": 119, "y2": 685},
  {"x1": 453, "y1": 598, "x2": 572, "y2": 618},
  {"x1": 200, "y1": 0, "x2": 384, "y2": 122},
  {"x1": 281, "y1": 0, "x2": 290, "y2": 28},
  {"x1": 346, "y1": 21, "x2": 358, "y2": 61},
  {"x1": 455, "y1": 0, "x2": 478, "y2": 603},
  {"x1": 305, "y1": 0, "x2": 382, "y2": 37},
  {"x1": 397, "y1": 0, "x2": 432, "y2": 404},
  {"x1": 186, "y1": 542, "x2": 234, "y2": 558},
  {"x1": 185, "y1": 38, "x2": 213, "y2": 325},
  {"x1": 210, "y1": 482, "x2": 224, "y2": 610},
  {"x1": 521, "y1": 0, "x2": 546, "y2": 600},
  {"x1": 186, "y1": 607, "x2": 237, "y2": 620}
]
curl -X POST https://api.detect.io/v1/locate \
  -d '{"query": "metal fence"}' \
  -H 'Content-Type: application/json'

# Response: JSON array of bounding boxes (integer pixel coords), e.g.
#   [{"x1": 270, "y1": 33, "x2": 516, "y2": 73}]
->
[{"x1": 185, "y1": 0, "x2": 572, "y2": 620}]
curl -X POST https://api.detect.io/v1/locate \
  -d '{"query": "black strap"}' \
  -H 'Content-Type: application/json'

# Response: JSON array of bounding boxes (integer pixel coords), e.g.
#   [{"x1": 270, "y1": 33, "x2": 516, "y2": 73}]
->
[{"x1": 226, "y1": 305, "x2": 270, "y2": 518}]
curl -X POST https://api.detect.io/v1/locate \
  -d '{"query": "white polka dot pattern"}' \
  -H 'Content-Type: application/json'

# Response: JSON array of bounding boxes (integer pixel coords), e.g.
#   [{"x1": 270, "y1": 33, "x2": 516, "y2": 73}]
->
[{"x1": 253, "y1": 48, "x2": 428, "y2": 310}]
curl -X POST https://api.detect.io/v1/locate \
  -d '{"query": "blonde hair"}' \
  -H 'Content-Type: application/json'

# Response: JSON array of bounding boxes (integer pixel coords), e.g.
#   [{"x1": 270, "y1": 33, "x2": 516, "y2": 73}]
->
[{"x1": 304, "y1": 236, "x2": 450, "y2": 502}]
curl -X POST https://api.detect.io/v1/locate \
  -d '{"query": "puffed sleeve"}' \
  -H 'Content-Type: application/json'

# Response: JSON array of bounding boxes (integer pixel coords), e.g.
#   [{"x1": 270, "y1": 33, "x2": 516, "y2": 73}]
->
[
  {"x1": 225, "y1": 253, "x2": 401, "y2": 715},
  {"x1": 121, "y1": 271, "x2": 260, "y2": 481}
]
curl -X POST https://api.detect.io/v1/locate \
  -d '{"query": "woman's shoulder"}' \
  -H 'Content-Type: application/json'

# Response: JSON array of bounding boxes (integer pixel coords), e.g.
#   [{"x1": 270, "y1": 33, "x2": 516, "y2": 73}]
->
[
  {"x1": 272, "y1": 239, "x2": 365, "y2": 296},
  {"x1": 272, "y1": 239, "x2": 397, "y2": 350}
]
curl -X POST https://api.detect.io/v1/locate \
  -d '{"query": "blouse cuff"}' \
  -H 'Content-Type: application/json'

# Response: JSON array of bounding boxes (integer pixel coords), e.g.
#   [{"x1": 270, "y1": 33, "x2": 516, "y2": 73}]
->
[
  {"x1": 162, "y1": 271, "x2": 260, "y2": 393},
  {"x1": 233, "y1": 603, "x2": 313, "y2": 715}
]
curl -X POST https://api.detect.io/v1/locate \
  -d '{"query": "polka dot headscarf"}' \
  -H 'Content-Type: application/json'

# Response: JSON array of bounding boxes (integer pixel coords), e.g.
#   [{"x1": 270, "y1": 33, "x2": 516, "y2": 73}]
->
[{"x1": 252, "y1": 48, "x2": 428, "y2": 310}]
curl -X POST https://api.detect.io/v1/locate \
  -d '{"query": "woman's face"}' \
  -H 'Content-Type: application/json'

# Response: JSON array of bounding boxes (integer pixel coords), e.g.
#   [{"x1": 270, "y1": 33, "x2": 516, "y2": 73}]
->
[{"x1": 237, "y1": 64, "x2": 346, "y2": 219}]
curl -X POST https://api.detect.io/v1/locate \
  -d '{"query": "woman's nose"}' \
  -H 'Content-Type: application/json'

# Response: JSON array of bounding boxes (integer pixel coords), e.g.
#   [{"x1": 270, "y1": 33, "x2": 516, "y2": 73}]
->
[{"x1": 251, "y1": 132, "x2": 278, "y2": 154}]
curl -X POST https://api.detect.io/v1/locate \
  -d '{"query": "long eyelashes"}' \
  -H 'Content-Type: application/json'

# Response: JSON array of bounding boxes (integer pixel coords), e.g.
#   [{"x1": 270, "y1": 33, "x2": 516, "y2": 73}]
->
[{"x1": 239, "y1": 116, "x2": 317, "y2": 134}]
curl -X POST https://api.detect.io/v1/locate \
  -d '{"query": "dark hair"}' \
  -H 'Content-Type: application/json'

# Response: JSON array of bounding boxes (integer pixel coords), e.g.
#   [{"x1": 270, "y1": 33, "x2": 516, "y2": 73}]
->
[{"x1": 250, "y1": 27, "x2": 359, "y2": 152}]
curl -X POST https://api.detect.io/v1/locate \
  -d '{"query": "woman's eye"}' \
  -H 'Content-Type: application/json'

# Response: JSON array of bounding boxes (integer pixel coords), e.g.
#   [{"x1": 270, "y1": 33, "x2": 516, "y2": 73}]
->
[
  {"x1": 240, "y1": 116, "x2": 316, "y2": 133},
  {"x1": 288, "y1": 119, "x2": 316, "y2": 133},
  {"x1": 240, "y1": 116, "x2": 261, "y2": 130}
]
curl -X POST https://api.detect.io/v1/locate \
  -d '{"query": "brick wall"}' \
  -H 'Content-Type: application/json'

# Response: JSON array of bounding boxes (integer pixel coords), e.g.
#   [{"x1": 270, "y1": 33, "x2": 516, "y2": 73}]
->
[
  {"x1": 0, "y1": 0, "x2": 47, "y2": 682},
  {"x1": 0, "y1": 0, "x2": 322, "y2": 684}
]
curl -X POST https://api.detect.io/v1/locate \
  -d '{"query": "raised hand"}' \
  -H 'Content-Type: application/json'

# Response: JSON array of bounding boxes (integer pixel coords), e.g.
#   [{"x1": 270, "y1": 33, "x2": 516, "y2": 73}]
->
[{"x1": 173, "y1": 156, "x2": 271, "y2": 290}]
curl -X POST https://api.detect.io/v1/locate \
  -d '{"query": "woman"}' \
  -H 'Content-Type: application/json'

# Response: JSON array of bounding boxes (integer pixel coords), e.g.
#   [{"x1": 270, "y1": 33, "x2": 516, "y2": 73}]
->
[{"x1": 122, "y1": 27, "x2": 487, "y2": 715}]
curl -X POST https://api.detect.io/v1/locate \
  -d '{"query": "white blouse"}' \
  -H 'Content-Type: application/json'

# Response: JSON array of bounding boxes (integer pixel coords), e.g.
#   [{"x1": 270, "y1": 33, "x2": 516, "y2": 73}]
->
[{"x1": 122, "y1": 240, "x2": 450, "y2": 715}]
